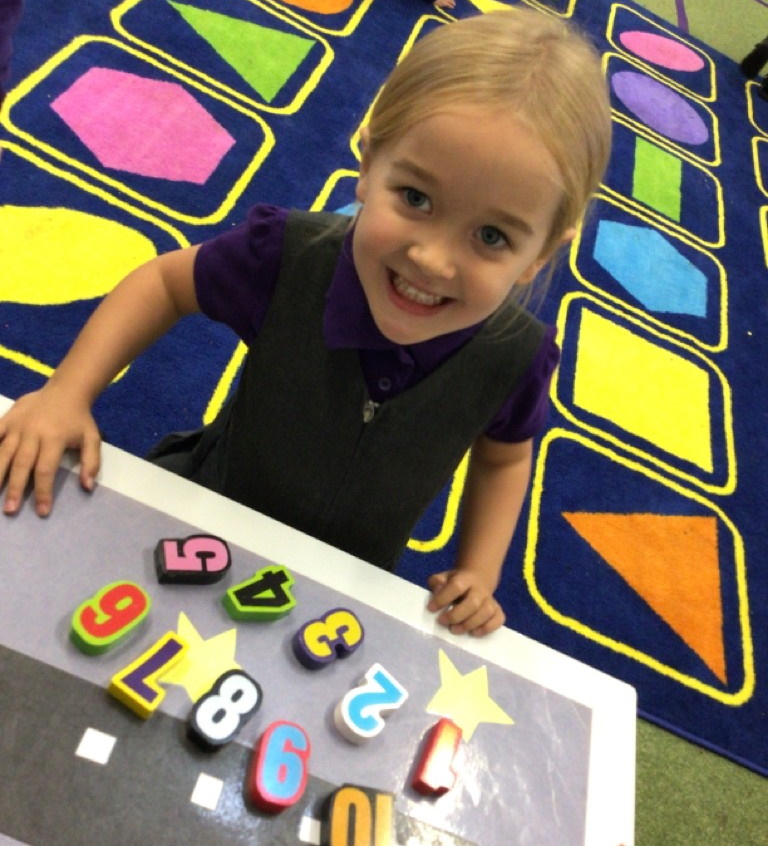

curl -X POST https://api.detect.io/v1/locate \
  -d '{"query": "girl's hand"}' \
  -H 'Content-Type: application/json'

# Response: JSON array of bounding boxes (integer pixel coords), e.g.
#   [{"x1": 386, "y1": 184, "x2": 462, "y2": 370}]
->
[
  {"x1": 0, "y1": 386, "x2": 101, "y2": 517},
  {"x1": 427, "y1": 569, "x2": 506, "y2": 637}
]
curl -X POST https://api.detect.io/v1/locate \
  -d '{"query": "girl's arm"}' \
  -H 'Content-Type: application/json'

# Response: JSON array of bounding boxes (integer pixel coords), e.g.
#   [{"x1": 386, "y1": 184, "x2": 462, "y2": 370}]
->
[
  {"x1": 427, "y1": 436, "x2": 533, "y2": 636},
  {"x1": 0, "y1": 245, "x2": 201, "y2": 516}
]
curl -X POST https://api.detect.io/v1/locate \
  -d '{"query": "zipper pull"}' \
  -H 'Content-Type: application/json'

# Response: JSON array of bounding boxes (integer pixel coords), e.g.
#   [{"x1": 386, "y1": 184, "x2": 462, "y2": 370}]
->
[{"x1": 362, "y1": 398, "x2": 379, "y2": 423}]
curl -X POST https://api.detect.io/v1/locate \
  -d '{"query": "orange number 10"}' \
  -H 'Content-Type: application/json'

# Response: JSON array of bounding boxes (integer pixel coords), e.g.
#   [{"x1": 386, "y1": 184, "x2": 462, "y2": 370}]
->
[{"x1": 328, "y1": 785, "x2": 394, "y2": 846}]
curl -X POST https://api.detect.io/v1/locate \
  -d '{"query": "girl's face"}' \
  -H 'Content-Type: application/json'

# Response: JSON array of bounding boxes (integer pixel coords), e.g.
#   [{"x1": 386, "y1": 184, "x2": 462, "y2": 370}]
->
[{"x1": 353, "y1": 106, "x2": 566, "y2": 346}]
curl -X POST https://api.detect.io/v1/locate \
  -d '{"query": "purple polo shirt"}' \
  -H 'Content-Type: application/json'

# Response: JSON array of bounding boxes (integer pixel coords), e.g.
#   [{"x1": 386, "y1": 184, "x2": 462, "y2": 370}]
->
[{"x1": 195, "y1": 204, "x2": 559, "y2": 443}]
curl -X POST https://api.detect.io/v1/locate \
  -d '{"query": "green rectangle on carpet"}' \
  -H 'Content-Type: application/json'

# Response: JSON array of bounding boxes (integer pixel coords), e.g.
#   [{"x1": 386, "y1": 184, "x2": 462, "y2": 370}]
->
[{"x1": 632, "y1": 137, "x2": 682, "y2": 221}]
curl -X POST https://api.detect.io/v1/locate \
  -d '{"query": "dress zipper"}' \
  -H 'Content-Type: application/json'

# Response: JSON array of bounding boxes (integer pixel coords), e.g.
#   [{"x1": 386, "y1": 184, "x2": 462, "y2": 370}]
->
[{"x1": 362, "y1": 397, "x2": 379, "y2": 423}]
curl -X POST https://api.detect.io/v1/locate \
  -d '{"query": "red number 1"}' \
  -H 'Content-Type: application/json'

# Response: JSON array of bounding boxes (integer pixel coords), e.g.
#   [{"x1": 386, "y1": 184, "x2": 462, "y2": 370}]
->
[{"x1": 411, "y1": 717, "x2": 463, "y2": 795}]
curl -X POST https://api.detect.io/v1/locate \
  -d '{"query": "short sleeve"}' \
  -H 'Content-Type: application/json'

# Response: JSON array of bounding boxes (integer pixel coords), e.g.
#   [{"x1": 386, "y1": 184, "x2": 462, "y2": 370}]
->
[
  {"x1": 483, "y1": 325, "x2": 560, "y2": 442},
  {"x1": 194, "y1": 204, "x2": 289, "y2": 345}
]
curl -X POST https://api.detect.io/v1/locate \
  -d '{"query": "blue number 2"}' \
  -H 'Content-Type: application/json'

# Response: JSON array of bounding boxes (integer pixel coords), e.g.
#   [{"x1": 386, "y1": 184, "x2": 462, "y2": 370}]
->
[{"x1": 334, "y1": 663, "x2": 408, "y2": 743}]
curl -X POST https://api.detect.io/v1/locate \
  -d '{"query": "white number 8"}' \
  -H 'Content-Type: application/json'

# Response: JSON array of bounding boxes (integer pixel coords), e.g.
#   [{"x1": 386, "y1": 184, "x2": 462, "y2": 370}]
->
[{"x1": 189, "y1": 669, "x2": 262, "y2": 748}]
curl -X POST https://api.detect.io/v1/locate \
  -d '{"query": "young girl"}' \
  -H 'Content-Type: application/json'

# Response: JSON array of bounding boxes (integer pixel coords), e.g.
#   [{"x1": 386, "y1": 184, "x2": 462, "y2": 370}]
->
[{"x1": 0, "y1": 9, "x2": 611, "y2": 637}]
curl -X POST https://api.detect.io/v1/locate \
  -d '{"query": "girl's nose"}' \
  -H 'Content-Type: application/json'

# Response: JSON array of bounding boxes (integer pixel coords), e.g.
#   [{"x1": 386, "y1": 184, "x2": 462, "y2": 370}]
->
[{"x1": 407, "y1": 240, "x2": 456, "y2": 281}]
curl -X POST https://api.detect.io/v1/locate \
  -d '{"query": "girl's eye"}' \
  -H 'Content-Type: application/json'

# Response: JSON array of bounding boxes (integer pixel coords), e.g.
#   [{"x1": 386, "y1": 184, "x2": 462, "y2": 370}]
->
[
  {"x1": 479, "y1": 226, "x2": 508, "y2": 249},
  {"x1": 403, "y1": 187, "x2": 431, "y2": 210}
]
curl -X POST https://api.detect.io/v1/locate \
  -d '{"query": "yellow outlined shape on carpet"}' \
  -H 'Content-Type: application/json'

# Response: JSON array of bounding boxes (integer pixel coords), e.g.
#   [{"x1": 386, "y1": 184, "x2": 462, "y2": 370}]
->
[
  {"x1": 260, "y1": 0, "x2": 375, "y2": 37},
  {"x1": 745, "y1": 80, "x2": 768, "y2": 138},
  {"x1": 0, "y1": 141, "x2": 187, "y2": 382},
  {"x1": 605, "y1": 4, "x2": 716, "y2": 103},
  {"x1": 563, "y1": 511, "x2": 727, "y2": 683},
  {"x1": 750, "y1": 137, "x2": 768, "y2": 200},
  {"x1": 599, "y1": 128, "x2": 725, "y2": 248},
  {"x1": 603, "y1": 52, "x2": 720, "y2": 168},
  {"x1": 524, "y1": 427, "x2": 754, "y2": 705},
  {"x1": 112, "y1": 0, "x2": 334, "y2": 115},
  {"x1": 759, "y1": 207, "x2": 768, "y2": 272},
  {"x1": 574, "y1": 309, "x2": 713, "y2": 472},
  {"x1": 552, "y1": 292, "x2": 736, "y2": 495},
  {"x1": 569, "y1": 194, "x2": 728, "y2": 354},
  {"x1": 1, "y1": 36, "x2": 275, "y2": 226},
  {"x1": 1, "y1": 206, "x2": 158, "y2": 305}
]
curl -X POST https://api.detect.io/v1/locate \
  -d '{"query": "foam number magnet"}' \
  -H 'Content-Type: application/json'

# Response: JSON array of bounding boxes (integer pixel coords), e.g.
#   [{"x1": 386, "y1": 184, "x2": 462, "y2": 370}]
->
[
  {"x1": 70, "y1": 580, "x2": 150, "y2": 655},
  {"x1": 292, "y1": 607, "x2": 364, "y2": 669},
  {"x1": 222, "y1": 565, "x2": 296, "y2": 621},
  {"x1": 154, "y1": 534, "x2": 231, "y2": 584},
  {"x1": 411, "y1": 717, "x2": 463, "y2": 796},
  {"x1": 334, "y1": 663, "x2": 408, "y2": 744},
  {"x1": 248, "y1": 721, "x2": 311, "y2": 813},
  {"x1": 188, "y1": 669, "x2": 262, "y2": 749},
  {"x1": 109, "y1": 631, "x2": 188, "y2": 719},
  {"x1": 326, "y1": 785, "x2": 395, "y2": 846}
]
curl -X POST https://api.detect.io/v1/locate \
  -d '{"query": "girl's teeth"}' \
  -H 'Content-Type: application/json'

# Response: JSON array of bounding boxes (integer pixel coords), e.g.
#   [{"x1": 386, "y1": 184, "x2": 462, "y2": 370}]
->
[{"x1": 393, "y1": 275, "x2": 445, "y2": 306}]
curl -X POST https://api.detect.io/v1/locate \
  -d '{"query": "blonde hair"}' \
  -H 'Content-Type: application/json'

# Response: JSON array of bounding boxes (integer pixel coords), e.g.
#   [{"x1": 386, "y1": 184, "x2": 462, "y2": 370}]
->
[{"x1": 365, "y1": 9, "x2": 612, "y2": 308}]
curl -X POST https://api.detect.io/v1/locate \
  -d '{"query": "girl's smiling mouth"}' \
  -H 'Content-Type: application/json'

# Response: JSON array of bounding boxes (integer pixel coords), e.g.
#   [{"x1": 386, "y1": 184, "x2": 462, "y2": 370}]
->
[{"x1": 387, "y1": 269, "x2": 449, "y2": 313}]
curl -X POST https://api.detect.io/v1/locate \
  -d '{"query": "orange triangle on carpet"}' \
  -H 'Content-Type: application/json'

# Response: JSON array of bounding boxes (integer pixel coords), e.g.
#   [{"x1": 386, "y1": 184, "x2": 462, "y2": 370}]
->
[{"x1": 563, "y1": 512, "x2": 726, "y2": 683}]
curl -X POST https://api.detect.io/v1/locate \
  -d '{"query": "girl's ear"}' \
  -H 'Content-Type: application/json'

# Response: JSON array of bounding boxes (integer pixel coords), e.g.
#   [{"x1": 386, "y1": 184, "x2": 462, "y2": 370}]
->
[
  {"x1": 358, "y1": 126, "x2": 371, "y2": 163},
  {"x1": 517, "y1": 257, "x2": 547, "y2": 287},
  {"x1": 355, "y1": 126, "x2": 372, "y2": 203},
  {"x1": 517, "y1": 227, "x2": 577, "y2": 286}
]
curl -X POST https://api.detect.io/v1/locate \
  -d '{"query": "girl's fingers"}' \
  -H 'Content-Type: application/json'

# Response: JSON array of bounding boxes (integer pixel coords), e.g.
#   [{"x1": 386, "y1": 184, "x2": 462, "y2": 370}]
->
[
  {"x1": 427, "y1": 572, "x2": 452, "y2": 611},
  {"x1": 437, "y1": 588, "x2": 484, "y2": 627},
  {"x1": 436, "y1": 593, "x2": 505, "y2": 634},
  {"x1": 0, "y1": 419, "x2": 101, "y2": 516},
  {"x1": 0, "y1": 429, "x2": 19, "y2": 490},
  {"x1": 467, "y1": 607, "x2": 505, "y2": 637},
  {"x1": 34, "y1": 439, "x2": 68, "y2": 516},
  {"x1": 450, "y1": 602, "x2": 505, "y2": 637},
  {"x1": 429, "y1": 571, "x2": 473, "y2": 610},
  {"x1": 2, "y1": 435, "x2": 40, "y2": 514},
  {"x1": 79, "y1": 430, "x2": 102, "y2": 492}
]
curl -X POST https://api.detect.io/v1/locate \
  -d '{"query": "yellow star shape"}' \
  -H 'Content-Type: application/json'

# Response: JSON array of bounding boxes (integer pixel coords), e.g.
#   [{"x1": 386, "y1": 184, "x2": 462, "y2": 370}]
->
[
  {"x1": 160, "y1": 612, "x2": 241, "y2": 702},
  {"x1": 425, "y1": 649, "x2": 514, "y2": 741}
]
